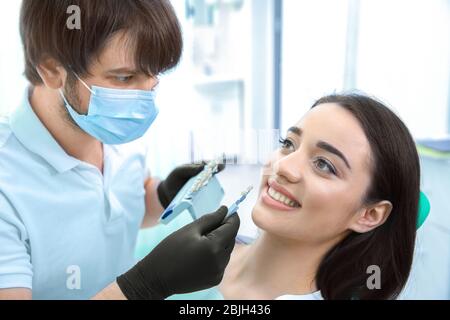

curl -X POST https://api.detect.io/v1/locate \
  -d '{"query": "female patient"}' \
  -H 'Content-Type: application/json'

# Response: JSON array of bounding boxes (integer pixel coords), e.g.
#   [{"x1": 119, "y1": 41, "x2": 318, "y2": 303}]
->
[{"x1": 217, "y1": 93, "x2": 420, "y2": 300}]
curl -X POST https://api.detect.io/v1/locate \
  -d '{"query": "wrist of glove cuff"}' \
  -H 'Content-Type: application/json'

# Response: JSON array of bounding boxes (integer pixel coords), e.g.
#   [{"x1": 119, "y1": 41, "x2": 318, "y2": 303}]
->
[
  {"x1": 157, "y1": 181, "x2": 171, "y2": 209},
  {"x1": 116, "y1": 267, "x2": 168, "y2": 300}
]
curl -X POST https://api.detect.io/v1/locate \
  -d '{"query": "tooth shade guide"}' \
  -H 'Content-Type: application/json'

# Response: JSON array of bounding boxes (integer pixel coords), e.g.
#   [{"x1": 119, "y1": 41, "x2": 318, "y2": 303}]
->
[{"x1": 187, "y1": 161, "x2": 219, "y2": 196}]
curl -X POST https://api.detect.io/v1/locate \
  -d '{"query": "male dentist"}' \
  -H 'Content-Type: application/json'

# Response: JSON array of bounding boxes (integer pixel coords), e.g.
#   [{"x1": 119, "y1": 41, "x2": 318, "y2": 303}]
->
[{"x1": 0, "y1": 0, "x2": 239, "y2": 300}]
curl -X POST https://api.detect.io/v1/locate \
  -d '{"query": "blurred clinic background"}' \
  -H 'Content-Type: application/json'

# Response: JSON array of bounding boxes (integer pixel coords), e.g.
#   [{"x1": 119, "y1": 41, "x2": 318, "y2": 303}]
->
[{"x1": 1, "y1": 0, "x2": 450, "y2": 299}]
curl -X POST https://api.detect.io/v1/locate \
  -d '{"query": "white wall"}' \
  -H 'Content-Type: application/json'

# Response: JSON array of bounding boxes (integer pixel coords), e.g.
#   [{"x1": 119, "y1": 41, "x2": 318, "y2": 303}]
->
[
  {"x1": 281, "y1": 0, "x2": 450, "y2": 139},
  {"x1": 281, "y1": 0, "x2": 350, "y2": 132},
  {"x1": 0, "y1": 1, "x2": 27, "y2": 116},
  {"x1": 356, "y1": 0, "x2": 450, "y2": 139}
]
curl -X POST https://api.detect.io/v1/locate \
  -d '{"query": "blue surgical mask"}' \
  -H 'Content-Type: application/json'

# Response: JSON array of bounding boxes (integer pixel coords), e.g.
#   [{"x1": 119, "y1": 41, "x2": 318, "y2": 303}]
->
[{"x1": 59, "y1": 74, "x2": 159, "y2": 145}]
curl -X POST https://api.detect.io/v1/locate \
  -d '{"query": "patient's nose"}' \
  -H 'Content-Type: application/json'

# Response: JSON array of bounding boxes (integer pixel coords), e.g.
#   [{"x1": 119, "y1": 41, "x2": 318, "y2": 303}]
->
[{"x1": 274, "y1": 152, "x2": 303, "y2": 184}]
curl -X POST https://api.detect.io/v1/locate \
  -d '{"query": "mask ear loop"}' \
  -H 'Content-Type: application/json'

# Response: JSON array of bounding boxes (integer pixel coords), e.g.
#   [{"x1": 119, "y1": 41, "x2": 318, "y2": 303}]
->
[
  {"x1": 59, "y1": 66, "x2": 93, "y2": 116},
  {"x1": 66, "y1": 65, "x2": 94, "y2": 94},
  {"x1": 72, "y1": 72, "x2": 94, "y2": 94}
]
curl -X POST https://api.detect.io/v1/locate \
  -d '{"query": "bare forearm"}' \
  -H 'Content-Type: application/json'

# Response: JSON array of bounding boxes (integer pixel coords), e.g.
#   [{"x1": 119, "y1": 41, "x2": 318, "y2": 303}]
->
[
  {"x1": 0, "y1": 288, "x2": 32, "y2": 300},
  {"x1": 142, "y1": 177, "x2": 165, "y2": 229},
  {"x1": 91, "y1": 282, "x2": 127, "y2": 300}
]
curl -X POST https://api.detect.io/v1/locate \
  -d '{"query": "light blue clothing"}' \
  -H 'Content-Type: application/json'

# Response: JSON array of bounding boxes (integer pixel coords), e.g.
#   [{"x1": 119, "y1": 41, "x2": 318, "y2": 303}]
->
[
  {"x1": 165, "y1": 286, "x2": 322, "y2": 300},
  {"x1": 0, "y1": 88, "x2": 150, "y2": 299},
  {"x1": 276, "y1": 291, "x2": 323, "y2": 300}
]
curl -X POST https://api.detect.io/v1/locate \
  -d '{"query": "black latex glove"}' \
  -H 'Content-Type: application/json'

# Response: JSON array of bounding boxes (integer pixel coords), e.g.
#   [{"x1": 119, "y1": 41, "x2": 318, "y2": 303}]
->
[
  {"x1": 157, "y1": 162, "x2": 225, "y2": 209},
  {"x1": 116, "y1": 206, "x2": 240, "y2": 300}
]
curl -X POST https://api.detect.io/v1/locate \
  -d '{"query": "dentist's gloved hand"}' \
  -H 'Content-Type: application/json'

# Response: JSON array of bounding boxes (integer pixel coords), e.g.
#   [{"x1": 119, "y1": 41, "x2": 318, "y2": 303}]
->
[
  {"x1": 116, "y1": 206, "x2": 239, "y2": 300},
  {"x1": 157, "y1": 162, "x2": 225, "y2": 209}
]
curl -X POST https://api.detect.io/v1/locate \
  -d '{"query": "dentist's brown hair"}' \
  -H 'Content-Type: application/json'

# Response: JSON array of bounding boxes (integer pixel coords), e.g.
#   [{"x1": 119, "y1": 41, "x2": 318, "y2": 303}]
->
[
  {"x1": 312, "y1": 94, "x2": 420, "y2": 300},
  {"x1": 20, "y1": 0, "x2": 182, "y2": 85}
]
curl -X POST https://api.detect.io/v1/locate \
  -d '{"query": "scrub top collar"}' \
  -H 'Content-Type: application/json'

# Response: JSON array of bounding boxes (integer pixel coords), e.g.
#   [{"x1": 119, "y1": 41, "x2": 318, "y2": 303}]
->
[{"x1": 9, "y1": 87, "x2": 82, "y2": 174}]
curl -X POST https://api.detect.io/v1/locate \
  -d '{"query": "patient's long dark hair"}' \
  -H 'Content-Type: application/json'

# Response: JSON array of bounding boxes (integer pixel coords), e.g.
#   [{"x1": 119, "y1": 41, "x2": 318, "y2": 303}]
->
[{"x1": 312, "y1": 94, "x2": 420, "y2": 300}]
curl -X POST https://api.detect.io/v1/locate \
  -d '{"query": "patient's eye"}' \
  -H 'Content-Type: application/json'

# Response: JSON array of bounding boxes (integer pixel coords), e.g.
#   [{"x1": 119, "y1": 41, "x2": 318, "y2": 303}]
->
[
  {"x1": 279, "y1": 137, "x2": 295, "y2": 153},
  {"x1": 314, "y1": 158, "x2": 337, "y2": 175}
]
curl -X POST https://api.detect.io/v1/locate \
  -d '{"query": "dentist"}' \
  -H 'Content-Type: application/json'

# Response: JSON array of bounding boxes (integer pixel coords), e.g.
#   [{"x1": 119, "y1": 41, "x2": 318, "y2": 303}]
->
[{"x1": 0, "y1": 0, "x2": 240, "y2": 300}]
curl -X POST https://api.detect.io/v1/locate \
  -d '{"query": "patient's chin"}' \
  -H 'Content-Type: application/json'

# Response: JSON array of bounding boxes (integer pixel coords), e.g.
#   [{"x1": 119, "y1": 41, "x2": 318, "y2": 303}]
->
[
  {"x1": 251, "y1": 202, "x2": 312, "y2": 242},
  {"x1": 251, "y1": 203, "x2": 268, "y2": 229},
  {"x1": 251, "y1": 202, "x2": 286, "y2": 234}
]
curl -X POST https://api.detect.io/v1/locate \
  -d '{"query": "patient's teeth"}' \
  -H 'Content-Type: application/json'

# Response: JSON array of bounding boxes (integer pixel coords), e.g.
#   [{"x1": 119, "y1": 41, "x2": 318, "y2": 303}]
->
[
  {"x1": 270, "y1": 188, "x2": 276, "y2": 197},
  {"x1": 268, "y1": 187, "x2": 299, "y2": 208}
]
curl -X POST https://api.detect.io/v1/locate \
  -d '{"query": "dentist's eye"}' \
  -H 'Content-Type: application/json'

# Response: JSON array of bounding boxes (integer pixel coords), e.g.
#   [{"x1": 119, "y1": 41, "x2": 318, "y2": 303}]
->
[
  {"x1": 279, "y1": 138, "x2": 295, "y2": 152},
  {"x1": 116, "y1": 75, "x2": 134, "y2": 83},
  {"x1": 314, "y1": 158, "x2": 337, "y2": 175}
]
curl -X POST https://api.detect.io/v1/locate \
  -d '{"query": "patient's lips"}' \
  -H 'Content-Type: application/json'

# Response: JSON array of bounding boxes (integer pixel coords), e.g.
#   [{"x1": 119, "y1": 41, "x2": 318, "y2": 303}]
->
[{"x1": 261, "y1": 180, "x2": 301, "y2": 211}]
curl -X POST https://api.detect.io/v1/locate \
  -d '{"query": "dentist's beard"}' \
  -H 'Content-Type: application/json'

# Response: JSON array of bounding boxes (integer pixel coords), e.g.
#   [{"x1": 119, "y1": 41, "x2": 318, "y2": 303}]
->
[{"x1": 60, "y1": 73, "x2": 84, "y2": 132}]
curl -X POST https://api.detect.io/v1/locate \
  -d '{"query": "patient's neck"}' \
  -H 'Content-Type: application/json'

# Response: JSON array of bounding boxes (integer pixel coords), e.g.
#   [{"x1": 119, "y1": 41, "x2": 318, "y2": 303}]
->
[{"x1": 234, "y1": 232, "x2": 333, "y2": 298}]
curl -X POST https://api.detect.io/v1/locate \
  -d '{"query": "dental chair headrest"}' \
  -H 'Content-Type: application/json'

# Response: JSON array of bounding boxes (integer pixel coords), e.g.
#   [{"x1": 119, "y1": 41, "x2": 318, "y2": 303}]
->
[{"x1": 417, "y1": 191, "x2": 430, "y2": 229}]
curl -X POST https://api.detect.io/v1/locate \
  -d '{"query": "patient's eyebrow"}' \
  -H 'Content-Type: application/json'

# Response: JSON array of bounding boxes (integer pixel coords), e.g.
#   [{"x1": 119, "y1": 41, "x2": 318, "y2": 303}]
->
[
  {"x1": 288, "y1": 126, "x2": 302, "y2": 136},
  {"x1": 317, "y1": 141, "x2": 351, "y2": 170}
]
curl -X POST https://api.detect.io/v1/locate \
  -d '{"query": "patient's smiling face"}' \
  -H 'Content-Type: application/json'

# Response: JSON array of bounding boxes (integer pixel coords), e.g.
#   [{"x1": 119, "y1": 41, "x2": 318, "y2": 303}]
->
[{"x1": 252, "y1": 103, "x2": 374, "y2": 245}]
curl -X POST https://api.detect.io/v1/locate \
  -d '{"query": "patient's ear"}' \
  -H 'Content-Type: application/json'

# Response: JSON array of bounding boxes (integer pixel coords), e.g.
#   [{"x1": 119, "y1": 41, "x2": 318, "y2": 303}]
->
[
  {"x1": 36, "y1": 58, "x2": 66, "y2": 90},
  {"x1": 349, "y1": 200, "x2": 393, "y2": 233}
]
